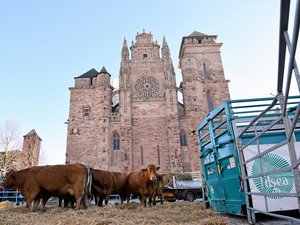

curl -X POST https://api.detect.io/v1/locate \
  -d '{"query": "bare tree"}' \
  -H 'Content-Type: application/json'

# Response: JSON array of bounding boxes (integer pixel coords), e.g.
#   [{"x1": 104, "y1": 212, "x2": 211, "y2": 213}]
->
[
  {"x1": 38, "y1": 147, "x2": 47, "y2": 166},
  {"x1": 0, "y1": 120, "x2": 22, "y2": 176}
]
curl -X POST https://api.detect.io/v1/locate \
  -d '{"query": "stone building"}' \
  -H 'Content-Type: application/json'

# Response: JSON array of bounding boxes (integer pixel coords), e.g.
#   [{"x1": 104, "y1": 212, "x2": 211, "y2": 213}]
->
[
  {"x1": 65, "y1": 31, "x2": 230, "y2": 173},
  {"x1": 0, "y1": 129, "x2": 41, "y2": 176}
]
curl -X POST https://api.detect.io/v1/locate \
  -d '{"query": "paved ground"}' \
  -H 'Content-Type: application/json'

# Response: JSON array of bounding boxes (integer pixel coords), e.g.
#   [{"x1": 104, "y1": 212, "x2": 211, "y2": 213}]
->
[
  {"x1": 222, "y1": 212, "x2": 300, "y2": 225},
  {"x1": 192, "y1": 198, "x2": 300, "y2": 224}
]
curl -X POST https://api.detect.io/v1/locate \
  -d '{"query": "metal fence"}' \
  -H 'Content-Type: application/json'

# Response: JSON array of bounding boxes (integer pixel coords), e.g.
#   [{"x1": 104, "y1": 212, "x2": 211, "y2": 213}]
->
[{"x1": 0, "y1": 189, "x2": 26, "y2": 205}]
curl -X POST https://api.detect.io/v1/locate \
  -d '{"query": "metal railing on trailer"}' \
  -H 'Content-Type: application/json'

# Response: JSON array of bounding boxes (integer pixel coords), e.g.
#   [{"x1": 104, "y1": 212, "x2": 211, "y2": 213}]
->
[
  {"x1": 229, "y1": 96, "x2": 300, "y2": 224},
  {"x1": 236, "y1": 0, "x2": 300, "y2": 223}
]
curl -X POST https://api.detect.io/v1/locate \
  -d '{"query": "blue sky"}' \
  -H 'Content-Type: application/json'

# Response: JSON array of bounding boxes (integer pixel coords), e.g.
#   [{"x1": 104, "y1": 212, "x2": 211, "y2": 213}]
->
[{"x1": 0, "y1": 1, "x2": 298, "y2": 164}]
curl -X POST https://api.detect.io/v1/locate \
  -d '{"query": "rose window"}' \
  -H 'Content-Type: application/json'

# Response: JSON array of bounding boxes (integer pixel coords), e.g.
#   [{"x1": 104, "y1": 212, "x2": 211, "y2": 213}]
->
[{"x1": 135, "y1": 76, "x2": 160, "y2": 98}]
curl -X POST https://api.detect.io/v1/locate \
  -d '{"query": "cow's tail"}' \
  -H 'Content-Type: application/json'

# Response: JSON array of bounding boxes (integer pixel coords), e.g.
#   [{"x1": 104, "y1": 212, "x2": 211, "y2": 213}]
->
[{"x1": 85, "y1": 166, "x2": 93, "y2": 199}]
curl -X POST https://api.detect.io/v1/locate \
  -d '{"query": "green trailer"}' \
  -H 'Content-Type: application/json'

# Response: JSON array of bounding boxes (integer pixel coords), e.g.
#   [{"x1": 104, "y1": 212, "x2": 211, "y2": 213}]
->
[{"x1": 196, "y1": 96, "x2": 300, "y2": 224}]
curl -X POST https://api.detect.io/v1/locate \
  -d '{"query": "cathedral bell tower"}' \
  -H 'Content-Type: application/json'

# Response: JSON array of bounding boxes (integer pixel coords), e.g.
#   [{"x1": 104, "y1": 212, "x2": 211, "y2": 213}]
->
[{"x1": 178, "y1": 31, "x2": 230, "y2": 170}]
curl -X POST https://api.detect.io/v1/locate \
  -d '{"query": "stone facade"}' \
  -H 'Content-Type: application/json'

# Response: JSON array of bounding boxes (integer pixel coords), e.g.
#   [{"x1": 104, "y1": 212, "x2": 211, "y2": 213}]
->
[{"x1": 65, "y1": 31, "x2": 230, "y2": 173}]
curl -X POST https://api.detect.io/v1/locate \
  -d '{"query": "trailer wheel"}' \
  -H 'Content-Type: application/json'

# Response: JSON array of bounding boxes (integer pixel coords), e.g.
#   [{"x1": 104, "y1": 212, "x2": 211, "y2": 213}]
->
[{"x1": 185, "y1": 191, "x2": 195, "y2": 202}]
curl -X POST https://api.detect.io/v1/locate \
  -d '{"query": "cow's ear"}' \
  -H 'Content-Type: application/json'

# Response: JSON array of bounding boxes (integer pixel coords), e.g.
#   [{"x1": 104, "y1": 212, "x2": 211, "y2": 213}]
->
[
  {"x1": 156, "y1": 166, "x2": 160, "y2": 171},
  {"x1": 141, "y1": 168, "x2": 147, "y2": 172}
]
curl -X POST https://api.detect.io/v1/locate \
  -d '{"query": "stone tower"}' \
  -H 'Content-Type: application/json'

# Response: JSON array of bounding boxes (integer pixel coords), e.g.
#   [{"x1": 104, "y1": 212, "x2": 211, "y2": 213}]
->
[
  {"x1": 65, "y1": 30, "x2": 230, "y2": 173},
  {"x1": 22, "y1": 129, "x2": 42, "y2": 168},
  {"x1": 178, "y1": 31, "x2": 230, "y2": 170},
  {"x1": 66, "y1": 67, "x2": 113, "y2": 169}
]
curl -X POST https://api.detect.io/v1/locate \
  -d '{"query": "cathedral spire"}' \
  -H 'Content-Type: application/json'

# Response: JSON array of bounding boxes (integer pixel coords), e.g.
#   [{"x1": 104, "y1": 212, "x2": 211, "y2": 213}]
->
[
  {"x1": 122, "y1": 38, "x2": 129, "y2": 61},
  {"x1": 162, "y1": 36, "x2": 170, "y2": 59}
]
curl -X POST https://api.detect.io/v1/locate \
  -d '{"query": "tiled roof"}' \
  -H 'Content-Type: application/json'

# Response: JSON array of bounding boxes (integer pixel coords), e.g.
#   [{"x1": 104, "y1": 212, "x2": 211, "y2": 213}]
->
[
  {"x1": 23, "y1": 129, "x2": 42, "y2": 140},
  {"x1": 188, "y1": 31, "x2": 207, "y2": 37},
  {"x1": 99, "y1": 66, "x2": 111, "y2": 77},
  {"x1": 76, "y1": 68, "x2": 99, "y2": 78}
]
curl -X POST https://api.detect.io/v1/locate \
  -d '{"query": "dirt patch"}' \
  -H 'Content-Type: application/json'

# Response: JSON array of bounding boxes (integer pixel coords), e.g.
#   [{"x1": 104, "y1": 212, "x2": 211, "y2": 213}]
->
[{"x1": 0, "y1": 201, "x2": 230, "y2": 225}]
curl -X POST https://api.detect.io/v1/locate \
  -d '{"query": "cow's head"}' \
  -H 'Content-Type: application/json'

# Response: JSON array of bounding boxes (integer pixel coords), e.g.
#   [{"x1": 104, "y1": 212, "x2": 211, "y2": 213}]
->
[
  {"x1": 1, "y1": 170, "x2": 17, "y2": 188},
  {"x1": 142, "y1": 164, "x2": 160, "y2": 181}
]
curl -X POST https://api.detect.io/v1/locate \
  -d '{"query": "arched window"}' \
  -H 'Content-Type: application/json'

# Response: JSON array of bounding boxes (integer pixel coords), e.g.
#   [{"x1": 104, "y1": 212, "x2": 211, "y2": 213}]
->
[
  {"x1": 180, "y1": 130, "x2": 187, "y2": 146},
  {"x1": 113, "y1": 133, "x2": 120, "y2": 150}
]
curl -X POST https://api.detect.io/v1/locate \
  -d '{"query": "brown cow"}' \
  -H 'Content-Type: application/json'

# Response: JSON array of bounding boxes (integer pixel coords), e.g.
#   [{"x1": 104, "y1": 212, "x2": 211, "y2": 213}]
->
[
  {"x1": 152, "y1": 174, "x2": 165, "y2": 205},
  {"x1": 126, "y1": 164, "x2": 160, "y2": 207},
  {"x1": 0, "y1": 163, "x2": 92, "y2": 211},
  {"x1": 92, "y1": 169, "x2": 127, "y2": 206}
]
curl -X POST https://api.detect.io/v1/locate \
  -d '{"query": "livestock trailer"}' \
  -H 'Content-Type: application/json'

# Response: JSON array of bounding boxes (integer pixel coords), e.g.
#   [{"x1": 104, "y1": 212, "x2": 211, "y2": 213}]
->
[
  {"x1": 196, "y1": 95, "x2": 300, "y2": 224},
  {"x1": 196, "y1": 0, "x2": 300, "y2": 223}
]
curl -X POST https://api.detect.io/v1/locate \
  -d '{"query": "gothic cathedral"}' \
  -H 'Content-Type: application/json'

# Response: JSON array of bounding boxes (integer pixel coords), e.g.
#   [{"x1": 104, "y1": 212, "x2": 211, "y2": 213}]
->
[{"x1": 65, "y1": 31, "x2": 230, "y2": 173}]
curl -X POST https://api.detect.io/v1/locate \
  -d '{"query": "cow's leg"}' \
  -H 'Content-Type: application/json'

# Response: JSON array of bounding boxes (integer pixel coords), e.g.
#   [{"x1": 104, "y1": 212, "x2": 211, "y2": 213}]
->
[
  {"x1": 98, "y1": 195, "x2": 104, "y2": 206},
  {"x1": 26, "y1": 195, "x2": 38, "y2": 211},
  {"x1": 139, "y1": 193, "x2": 146, "y2": 207},
  {"x1": 58, "y1": 197, "x2": 63, "y2": 207},
  {"x1": 120, "y1": 193, "x2": 125, "y2": 204},
  {"x1": 126, "y1": 192, "x2": 130, "y2": 204},
  {"x1": 152, "y1": 187, "x2": 158, "y2": 206},
  {"x1": 33, "y1": 199, "x2": 40, "y2": 210},
  {"x1": 94, "y1": 193, "x2": 99, "y2": 205},
  {"x1": 33, "y1": 194, "x2": 41, "y2": 210},
  {"x1": 24, "y1": 187, "x2": 40, "y2": 212},
  {"x1": 75, "y1": 189, "x2": 89, "y2": 209},
  {"x1": 148, "y1": 192, "x2": 153, "y2": 207},
  {"x1": 40, "y1": 195, "x2": 50, "y2": 211},
  {"x1": 153, "y1": 197, "x2": 157, "y2": 205},
  {"x1": 92, "y1": 186, "x2": 99, "y2": 206},
  {"x1": 72, "y1": 188, "x2": 83, "y2": 210},
  {"x1": 104, "y1": 190, "x2": 112, "y2": 206},
  {"x1": 70, "y1": 196, "x2": 75, "y2": 208},
  {"x1": 63, "y1": 196, "x2": 69, "y2": 208},
  {"x1": 74, "y1": 194, "x2": 83, "y2": 210},
  {"x1": 82, "y1": 195, "x2": 89, "y2": 209}
]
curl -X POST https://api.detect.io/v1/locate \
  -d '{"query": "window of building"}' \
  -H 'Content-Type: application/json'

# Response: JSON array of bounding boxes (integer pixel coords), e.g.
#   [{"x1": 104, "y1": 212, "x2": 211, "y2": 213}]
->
[
  {"x1": 83, "y1": 107, "x2": 90, "y2": 117},
  {"x1": 113, "y1": 133, "x2": 120, "y2": 150},
  {"x1": 157, "y1": 145, "x2": 160, "y2": 165},
  {"x1": 180, "y1": 130, "x2": 187, "y2": 146},
  {"x1": 141, "y1": 146, "x2": 144, "y2": 165},
  {"x1": 143, "y1": 54, "x2": 148, "y2": 59},
  {"x1": 70, "y1": 128, "x2": 79, "y2": 135},
  {"x1": 206, "y1": 90, "x2": 214, "y2": 111},
  {"x1": 203, "y1": 63, "x2": 209, "y2": 79},
  {"x1": 124, "y1": 153, "x2": 128, "y2": 161}
]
